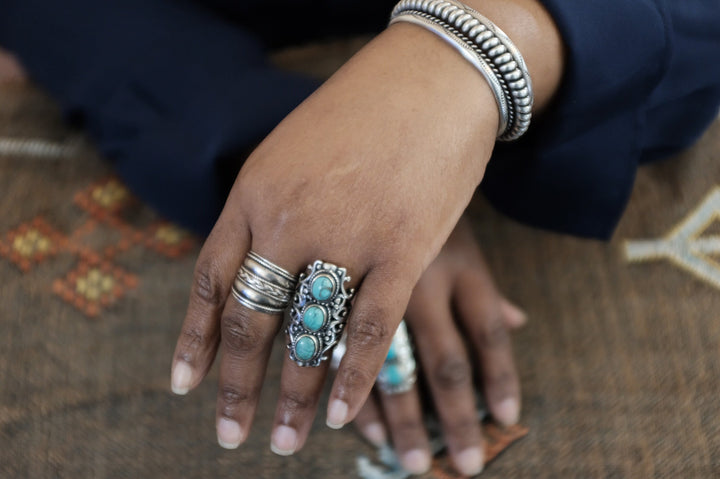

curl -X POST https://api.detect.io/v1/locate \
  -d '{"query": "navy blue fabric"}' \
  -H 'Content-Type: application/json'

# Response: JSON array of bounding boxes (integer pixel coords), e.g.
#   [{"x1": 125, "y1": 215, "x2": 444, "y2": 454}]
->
[
  {"x1": 1, "y1": 0, "x2": 719, "y2": 237},
  {"x1": 482, "y1": 0, "x2": 720, "y2": 238},
  {"x1": 0, "y1": 0, "x2": 322, "y2": 233}
]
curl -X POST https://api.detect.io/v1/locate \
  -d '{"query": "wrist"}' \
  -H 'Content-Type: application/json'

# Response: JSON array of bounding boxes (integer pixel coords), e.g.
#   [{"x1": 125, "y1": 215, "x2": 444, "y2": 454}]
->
[
  {"x1": 341, "y1": 0, "x2": 564, "y2": 177},
  {"x1": 369, "y1": 22, "x2": 501, "y2": 178}
]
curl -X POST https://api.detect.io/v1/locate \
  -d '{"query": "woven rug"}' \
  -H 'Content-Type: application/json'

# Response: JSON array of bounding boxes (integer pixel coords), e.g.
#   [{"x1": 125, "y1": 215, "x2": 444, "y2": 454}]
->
[{"x1": 1, "y1": 54, "x2": 719, "y2": 477}]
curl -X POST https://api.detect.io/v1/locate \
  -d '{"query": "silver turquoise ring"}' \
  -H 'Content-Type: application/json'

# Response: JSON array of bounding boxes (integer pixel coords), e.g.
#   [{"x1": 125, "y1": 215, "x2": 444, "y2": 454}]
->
[
  {"x1": 376, "y1": 320, "x2": 417, "y2": 395},
  {"x1": 287, "y1": 260, "x2": 355, "y2": 367},
  {"x1": 231, "y1": 251, "x2": 298, "y2": 315}
]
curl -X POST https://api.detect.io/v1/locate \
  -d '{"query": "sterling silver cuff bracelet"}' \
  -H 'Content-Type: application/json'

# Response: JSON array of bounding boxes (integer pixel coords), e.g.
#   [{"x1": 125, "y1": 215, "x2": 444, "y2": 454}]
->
[{"x1": 390, "y1": 0, "x2": 533, "y2": 141}]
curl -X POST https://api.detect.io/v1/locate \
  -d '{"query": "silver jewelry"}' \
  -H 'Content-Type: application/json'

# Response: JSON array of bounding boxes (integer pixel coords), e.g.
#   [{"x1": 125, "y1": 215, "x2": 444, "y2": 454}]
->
[
  {"x1": 330, "y1": 334, "x2": 347, "y2": 370},
  {"x1": 287, "y1": 260, "x2": 355, "y2": 367},
  {"x1": 377, "y1": 321, "x2": 417, "y2": 395},
  {"x1": 390, "y1": 0, "x2": 533, "y2": 141},
  {"x1": 231, "y1": 251, "x2": 298, "y2": 314}
]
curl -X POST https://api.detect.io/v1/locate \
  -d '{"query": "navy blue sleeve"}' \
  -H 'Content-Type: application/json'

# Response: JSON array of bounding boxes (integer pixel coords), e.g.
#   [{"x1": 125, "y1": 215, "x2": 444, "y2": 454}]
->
[
  {"x1": 481, "y1": 0, "x2": 720, "y2": 239},
  {"x1": 0, "y1": 0, "x2": 319, "y2": 234}
]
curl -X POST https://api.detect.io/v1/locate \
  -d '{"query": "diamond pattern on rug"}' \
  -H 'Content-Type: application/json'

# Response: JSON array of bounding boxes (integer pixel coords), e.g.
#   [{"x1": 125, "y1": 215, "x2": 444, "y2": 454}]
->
[
  {"x1": 0, "y1": 216, "x2": 66, "y2": 272},
  {"x1": 74, "y1": 177, "x2": 134, "y2": 219},
  {"x1": 0, "y1": 176, "x2": 197, "y2": 318},
  {"x1": 52, "y1": 260, "x2": 138, "y2": 318},
  {"x1": 143, "y1": 222, "x2": 196, "y2": 258}
]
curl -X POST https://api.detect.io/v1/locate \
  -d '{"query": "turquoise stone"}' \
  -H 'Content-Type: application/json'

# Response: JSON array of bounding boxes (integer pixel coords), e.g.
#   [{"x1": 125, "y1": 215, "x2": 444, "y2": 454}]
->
[
  {"x1": 384, "y1": 365, "x2": 403, "y2": 385},
  {"x1": 385, "y1": 344, "x2": 397, "y2": 361},
  {"x1": 303, "y1": 305, "x2": 326, "y2": 332},
  {"x1": 295, "y1": 335, "x2": 317, "y2": 361},
  {"x1": 311, "y1": 275, "x2": 335, "y2": 301}
]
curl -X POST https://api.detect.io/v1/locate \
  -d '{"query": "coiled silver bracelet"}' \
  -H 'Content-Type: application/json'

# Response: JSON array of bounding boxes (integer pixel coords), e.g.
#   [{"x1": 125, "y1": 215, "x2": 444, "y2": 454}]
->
[{"x1": 390, "y1": 0, "x2": 533, "y2": 141}]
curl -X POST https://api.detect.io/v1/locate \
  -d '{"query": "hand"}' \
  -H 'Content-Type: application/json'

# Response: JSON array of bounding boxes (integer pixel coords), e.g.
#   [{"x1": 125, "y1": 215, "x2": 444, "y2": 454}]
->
[
  {"x1": 171, "y1": 23, "x2": 500, "y2": 454},
  {"x1": 170, "y1": 0, "x2": 562, "y2": 461},
  {"x1": 353, "y1": 216, "x2": 526, "y2": 476}
]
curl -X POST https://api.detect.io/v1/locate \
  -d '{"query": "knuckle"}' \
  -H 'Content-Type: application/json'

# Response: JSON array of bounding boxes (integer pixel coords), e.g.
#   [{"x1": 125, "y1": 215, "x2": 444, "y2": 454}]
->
[
  {"x1": 475, "y1": 314, "x2": 509, "y2": 350},
  {"x1": 432, "y1": 355, "x2": 473, "y2": 391},
  {"x1": 444, "y1": 416, "x2": 480, "y2": 439},
  {"x1": 486, "y1": 368, "x2": 516, "y2": 393},
  {"x1": 221, "y1": 311, "x2": 264, "y2": 356},
  {"x1": 376, "y1": 202, "x2": 415, "y2": 240},
  {"x1": 391, "y1": 418, "x2": 425, "y2": 438},
  {"x1": 192, "y1": 260, "x2": 226, "y2": 308},
  {"x1": 337, "y1": 365, "x2": 375, "y2": 394},
  {"x1": 219, "y1": 385, "x2": 252, "y2": 417},
  {"x1": 220, "y1": 385, "x2": 251, "y2": 405},
  {"x1": 259, "y1": 203, "x2": 297, "y2": 240},
  {"x1": 348, "y1": 311, "x2": 391, "y2": 349},
  {"x1": 179, "y1": 326, "x2": 209, "y2": 354},
  {"x1": 279, "y1": 390, "x2": 315, "y2": 414}
]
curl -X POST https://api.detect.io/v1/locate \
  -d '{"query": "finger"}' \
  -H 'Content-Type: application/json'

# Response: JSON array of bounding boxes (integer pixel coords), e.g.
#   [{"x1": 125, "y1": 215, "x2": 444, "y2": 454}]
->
[
  {"x1": 215, "y1": 248, "x2": 302, "y2": 449},
  {"x1": 171, "y1": 214, "x2": 249, "y2": 395},
  {"x1": 327, "y1": 268, "x2": 411, "y2": 430},
  {"x1": 500, "y1": 297, "x2": 528, "y2": 330},
  {"x1": 272, "y1": 258, "x2": 393, "y2": 454},
  {"x1": 215, "y1": 294, "x2": 283, "y2": 448},
  {"x1": 408, "y1": 277, "x2": 485, "y2": 477},
  {"x1": 378, "y1": 388, "x2": 432, "y2": 475},
  {"x1": 455, "y1": 232, "x2": 526, "y2": 330},
  {"x1": 270, "y1": 355, "x2": 331, "y2": 455},
  {"x1": 353, "y1": 393, "x2": 388, "y2": 447},
  {"x1": 455, "y1": 271, "x2": 521, "y2": 427}
]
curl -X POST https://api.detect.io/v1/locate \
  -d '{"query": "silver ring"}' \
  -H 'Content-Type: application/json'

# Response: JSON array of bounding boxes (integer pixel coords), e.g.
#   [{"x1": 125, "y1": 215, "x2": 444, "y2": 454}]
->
[
  {"x1": 377, "y1": 321, "x2": 417, "y2": 395},
  {"x1": 287, "y1": 260, "x2": 355, "y2": 367},
  {"x1": 231, "y1": 251, "x2": 298, "y2": 314}
]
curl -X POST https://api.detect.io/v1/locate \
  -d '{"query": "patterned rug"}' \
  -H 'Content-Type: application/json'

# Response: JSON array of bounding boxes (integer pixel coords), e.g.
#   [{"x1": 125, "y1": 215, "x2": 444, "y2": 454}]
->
[{"x1": 1, "y1": 70, "x2": 719, "y2": 477}]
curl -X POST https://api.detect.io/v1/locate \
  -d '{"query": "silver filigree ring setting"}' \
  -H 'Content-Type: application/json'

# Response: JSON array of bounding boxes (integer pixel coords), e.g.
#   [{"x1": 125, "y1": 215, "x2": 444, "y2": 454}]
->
[
  {"x1": 288, "y1": 260, "x2": 355, "y2": 367},
  {"x1": 377, "y1": 320, "x2": 417, "y2": 395}
]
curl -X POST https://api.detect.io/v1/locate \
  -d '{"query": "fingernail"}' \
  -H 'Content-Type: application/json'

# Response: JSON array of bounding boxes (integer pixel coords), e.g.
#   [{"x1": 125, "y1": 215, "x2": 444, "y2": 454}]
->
[
  {"x1": 326, "y1": 399, "x2": 348, "y2": 429},
  {"x1": 363, "y1": 422, "x2": 387, "y2": 447},
  {"x1": 455, "y1": 447, "x2": 484, "y2": 476},
  {"x1": 401, "y1": 449, "x2": 431, "y2": 475},
  {"x1": 217, "y1": 418, "x2": 244, "y2": 449},
  {"x1": 271, "y1": 425, "x2": 298, "y2": 456},
  {"x1": 495, "y1": 398, "x2": 519, "y2": 426},
  {"x1": 503, "y1": 301, "x2": 528, "y2": 327},
  {"x1": 171, "y1": 361, "x2": 193, "y2": 395}
]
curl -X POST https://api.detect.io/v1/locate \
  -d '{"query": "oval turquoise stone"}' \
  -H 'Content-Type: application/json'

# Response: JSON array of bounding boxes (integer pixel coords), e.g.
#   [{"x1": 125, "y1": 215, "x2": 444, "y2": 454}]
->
[
  {"x1": 385, "y1": 344, "x2": 397, "y2": 361},
  {"x1": 311, "y1": 275, "x2": 335, "y2": 301},
  {"x1": 295, "y1": 335, "x2": 317, "y2": 361},
  {"x1": 303, "y1": 305, "x2": 326, "y2": 332},
  {"x1": 384, "y1": 364, "x2": 404, "y2": 385}
]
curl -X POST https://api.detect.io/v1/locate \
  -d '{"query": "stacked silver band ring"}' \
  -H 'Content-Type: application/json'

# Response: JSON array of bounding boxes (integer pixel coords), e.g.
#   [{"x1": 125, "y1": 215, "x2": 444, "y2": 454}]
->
[
  {"x1": 231, "y1": 251, "x2": 298, "y2": 314},
  {"x1": 390, "y1": 0, "x2": 533, "y2": 141},
  {"x1": 287, "y1": 260, "x2": 355, "y2": 367},
  {"x1": 377, "y1": 321, "x2": 417, "y2": 395}
]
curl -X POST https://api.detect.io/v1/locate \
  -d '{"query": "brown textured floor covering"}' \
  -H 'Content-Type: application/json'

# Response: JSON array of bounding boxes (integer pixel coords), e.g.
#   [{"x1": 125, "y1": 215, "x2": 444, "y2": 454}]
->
[{"x1": 1, "y1": 74, "x2": 719, "y2": 477}]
